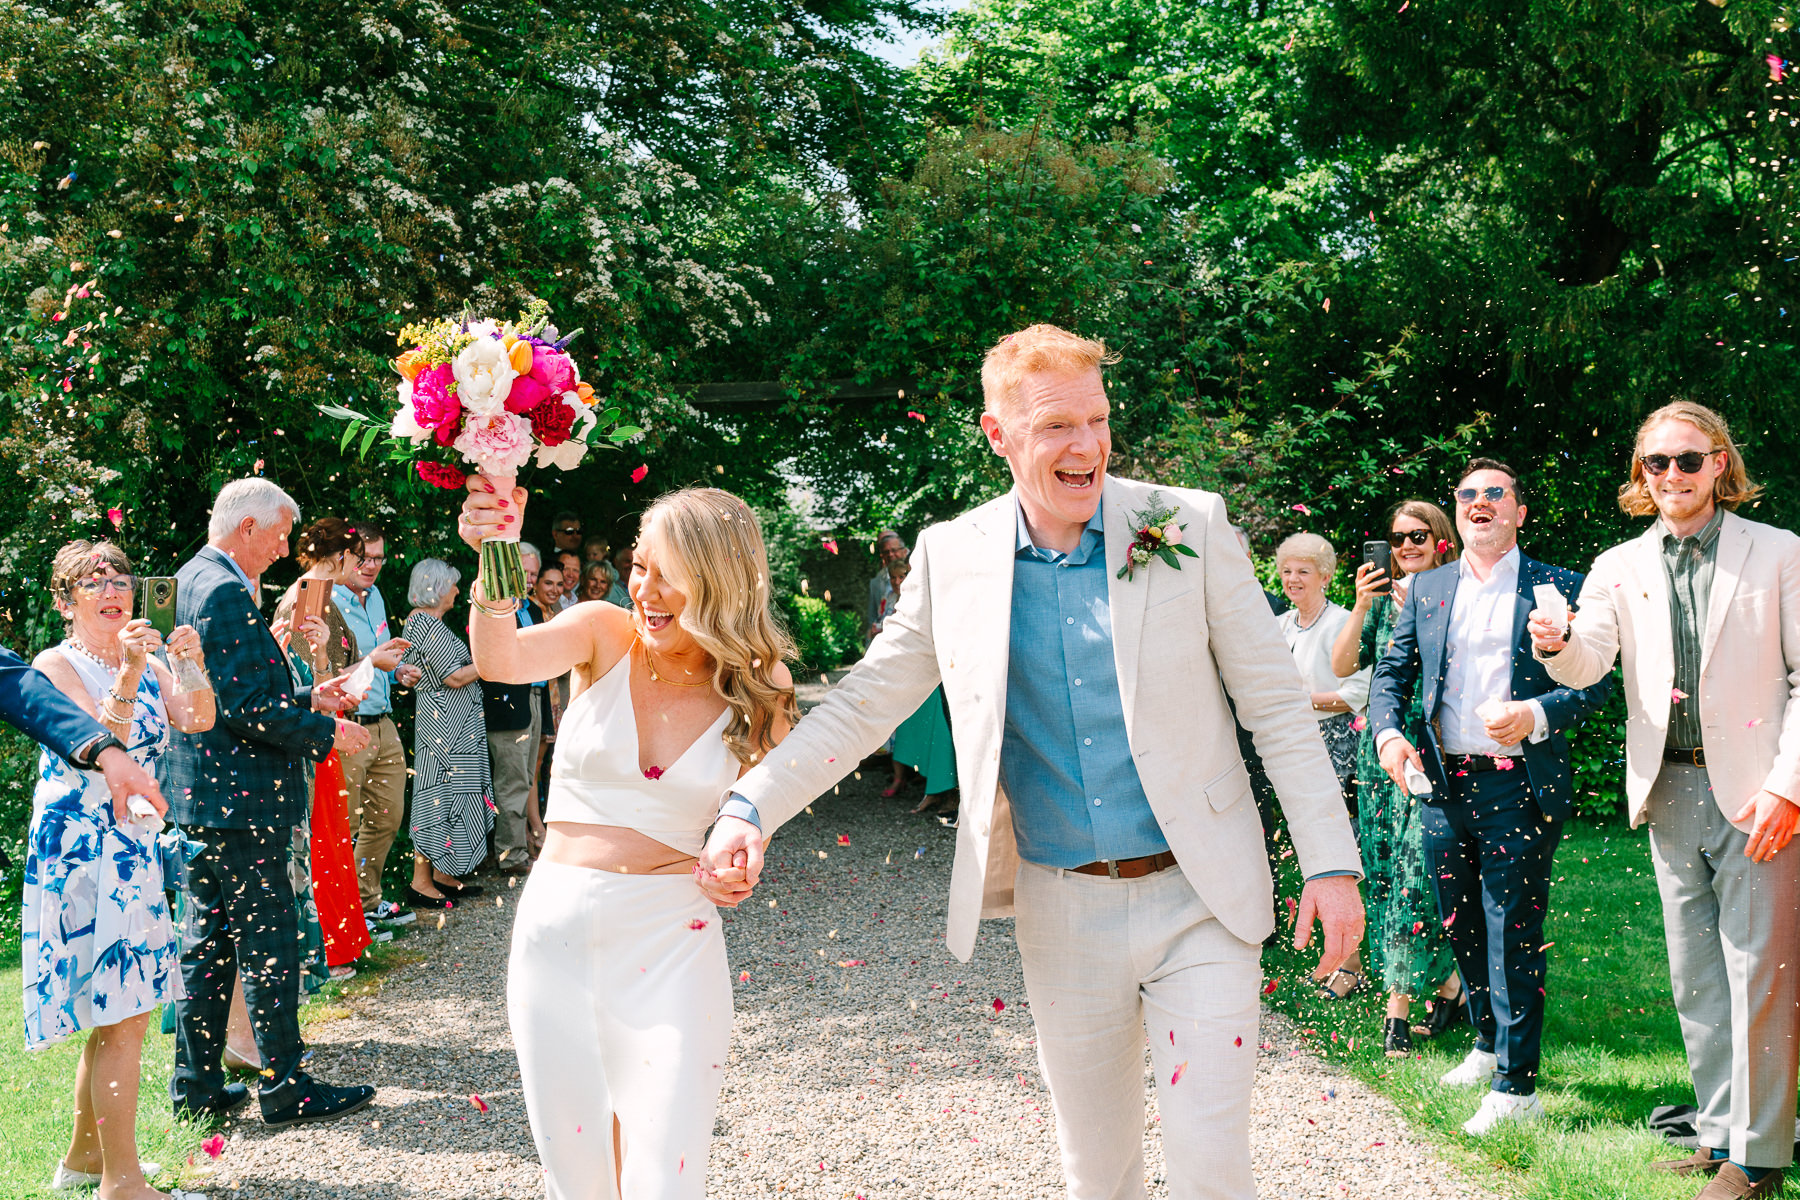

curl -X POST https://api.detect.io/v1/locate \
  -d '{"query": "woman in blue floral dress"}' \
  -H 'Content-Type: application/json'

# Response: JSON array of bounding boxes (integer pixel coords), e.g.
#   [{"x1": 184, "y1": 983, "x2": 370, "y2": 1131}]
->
[{"x1": 24, "y1": 540, "x2": 215, "y2": 1200}]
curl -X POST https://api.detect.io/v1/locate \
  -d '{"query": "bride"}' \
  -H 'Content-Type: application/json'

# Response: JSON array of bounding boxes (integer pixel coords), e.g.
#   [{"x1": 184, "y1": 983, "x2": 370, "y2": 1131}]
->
[{"x1": 457, "y1": 480, "x2": 797, "y2": 1199}]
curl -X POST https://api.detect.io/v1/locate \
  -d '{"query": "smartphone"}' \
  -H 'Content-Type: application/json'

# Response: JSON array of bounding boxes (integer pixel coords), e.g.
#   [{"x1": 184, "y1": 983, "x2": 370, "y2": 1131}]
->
[
  {"x1": 138, "y1": 576, "x2": 178, "y2": 638},
  {"x1": 294, "y1": 576, "x2": 327, "y2": 629},
  {"x1": 1360, "y1": 541, "x2": 1393, "y2": 592}
]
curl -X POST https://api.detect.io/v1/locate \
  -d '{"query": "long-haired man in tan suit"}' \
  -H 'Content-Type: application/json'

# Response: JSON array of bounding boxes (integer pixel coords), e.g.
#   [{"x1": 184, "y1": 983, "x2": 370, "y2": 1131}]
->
[
  {"x1": 698, "y1": 325, "x2": 1365, "y2": 1200},
  {"x1": 1530, "y1": 400, "x2": 1800, "y2": 1200}
]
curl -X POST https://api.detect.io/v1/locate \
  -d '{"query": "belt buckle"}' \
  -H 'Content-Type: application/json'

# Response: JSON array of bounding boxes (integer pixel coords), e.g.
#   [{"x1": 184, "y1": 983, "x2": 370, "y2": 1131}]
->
[
  {"x1": 1106, "y1": 859, "x2": 1121, "y2": 880},
  {"x1": 1688, "y1": 747, "x2": 1704, "y2": 768}
]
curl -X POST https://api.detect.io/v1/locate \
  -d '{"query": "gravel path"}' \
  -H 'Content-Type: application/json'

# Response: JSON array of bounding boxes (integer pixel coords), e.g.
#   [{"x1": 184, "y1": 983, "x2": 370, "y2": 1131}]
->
[{"x1": 184, "y1": 764, "x2": 1496, "y2": 1199}]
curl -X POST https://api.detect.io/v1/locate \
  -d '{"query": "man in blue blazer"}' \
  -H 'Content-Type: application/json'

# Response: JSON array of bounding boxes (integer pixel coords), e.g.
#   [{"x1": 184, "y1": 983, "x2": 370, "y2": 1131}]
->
[
  {"x1": 1370, "y1": 458, "x2": 1612, "y2": 1136},
  {"x1": 164, "y1": 478, "x2": 377, "y2": 1129},
  {"x1": 0, "y1": 643, "x2": 166, "y2": 809}
]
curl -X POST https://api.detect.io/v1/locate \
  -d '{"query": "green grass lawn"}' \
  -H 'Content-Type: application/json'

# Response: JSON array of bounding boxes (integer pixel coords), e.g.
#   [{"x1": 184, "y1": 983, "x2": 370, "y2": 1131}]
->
[
  {"x1": 0, "y1": 936, "x2": 419, "y2": 1198},
  {"x1": 1265, "y1": 820, "x2": 1705, "y2": 1199}
]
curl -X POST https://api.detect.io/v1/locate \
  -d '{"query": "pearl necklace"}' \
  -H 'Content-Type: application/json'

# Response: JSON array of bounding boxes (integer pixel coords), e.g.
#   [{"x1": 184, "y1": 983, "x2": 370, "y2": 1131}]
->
[{"x1": 66, "y1": 637, "x2": 124, "y2": 671}]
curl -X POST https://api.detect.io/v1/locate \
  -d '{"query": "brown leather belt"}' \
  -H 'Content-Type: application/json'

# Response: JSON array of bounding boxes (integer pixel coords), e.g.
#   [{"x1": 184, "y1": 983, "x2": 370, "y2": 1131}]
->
[
  {"x1": 1070, "y1": 850, "x2": 1179, "y2": 879},
  {"x1": 1663, "y1": 746, "x2": 1707, "y2": 768}
]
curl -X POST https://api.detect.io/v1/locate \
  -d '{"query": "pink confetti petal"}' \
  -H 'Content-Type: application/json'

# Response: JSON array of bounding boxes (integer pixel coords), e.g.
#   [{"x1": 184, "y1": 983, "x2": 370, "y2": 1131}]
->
[
  {"x1": 1771, "y1": 54, "x2": 1787, "y2": 83},
  {"x1": 106, "y1": 507, "x2": 123, "y2": 528},
  {"x1": 688, "y1": 918, "x2": 708, "y2": 930},
  {"x1": 822, "y1": 538, "x2": 839, "y2": 554},
  {"x1": 1493, "y1": 756, "x2": 1515, "y2": 771},
  {"x1": 906, "y1": 411, "x2": 927, "y2": 422},
  {"x1": 838, "y1": 834, "x2": 851, "y2": 845},
  {"x1": 1170, "y1": 1060, "x2": 1189, "y2": 1085},
  {"x1": 470, "y1": 1094, "x2": 489, "y2": 1113},
  {"x1": 630, "y1": 463, "x2": 648, "y2": 483},
  {"x1": 1291, "y1": 503, "x2": 1312, "y2": 516},
  {"x1": 202, "y1": 1134, "x2": 225, "y2": 1160},
  {"x1": 992, "y1": 997, "x2": 1005, "y2": 1013},
  {"x1": 1672, "y1": 688, "x2": 1689, "y2": 701}
]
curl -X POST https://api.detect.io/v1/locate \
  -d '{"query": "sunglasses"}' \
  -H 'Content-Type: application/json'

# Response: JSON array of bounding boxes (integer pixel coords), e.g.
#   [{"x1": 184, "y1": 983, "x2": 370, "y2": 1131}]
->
[
  {"x1": 1453, "y1": 486, "x2": 1511, "y2": 505},
  {"x1": 556, "y1": 526, "x2": 580, "y2": 535},
  {"x1": 1640, "y1": 451, "x2": 1717, "y2": 477},
  {"x1": 74, "y1": 575, "x2": 135, "y2": 596},
  {"x1": 1387, "y1": 529, "x2": 1432, "y2": 547}
]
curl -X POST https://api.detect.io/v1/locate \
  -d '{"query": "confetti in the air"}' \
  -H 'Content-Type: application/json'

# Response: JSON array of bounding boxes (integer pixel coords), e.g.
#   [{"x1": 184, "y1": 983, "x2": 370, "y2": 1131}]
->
[{"x1": 630, "y1": 464, "x2": 649, "y2": 483}]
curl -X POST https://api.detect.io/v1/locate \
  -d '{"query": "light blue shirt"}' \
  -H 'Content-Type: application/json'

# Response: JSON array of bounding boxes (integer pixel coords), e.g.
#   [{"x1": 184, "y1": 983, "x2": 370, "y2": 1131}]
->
[
  {"x1": 1002, "y1": 496, "x2": 1166, "y2": 867},
  {"x1": 334, "y1": 583, "x2": 392, "y2": 717}
]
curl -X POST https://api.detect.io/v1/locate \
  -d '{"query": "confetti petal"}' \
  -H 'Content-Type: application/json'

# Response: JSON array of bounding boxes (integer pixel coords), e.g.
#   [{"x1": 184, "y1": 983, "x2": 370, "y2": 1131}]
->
[
  {"x1": 688, "y1": 918, "x2": 708, "y2": 930},
  {"x1": 202, "y1": 1134, "x2": 225, "y2": 1160},
  {"x1": 1170, "y1": 1060, "x2": 1189, "y2": 1085},
  {"x1": 906, "y1": 411, "x2": 927, "y2": 422},
  {"x1": 1290, "y1": 503, "x2": 1312, "y2": 516},
  {"x1": 1672, "y1": 688, "x2": 1689, "y2": 702},
  {"x1": 630, "y1": 463, "x2": 649, "y2": 483},
  {"x1": 992, "y1": 997, "x2": 1005, "y2": 1013},
  {"x1": 470, "y1": 1093, "x2": 489, "y2": 1113}
]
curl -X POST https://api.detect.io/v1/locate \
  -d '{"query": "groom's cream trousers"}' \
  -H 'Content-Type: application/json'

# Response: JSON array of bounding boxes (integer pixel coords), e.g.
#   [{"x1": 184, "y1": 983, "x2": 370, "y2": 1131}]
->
[{"x1": 1014, "y1": 861, "x2": 1261, "y2": 1200}]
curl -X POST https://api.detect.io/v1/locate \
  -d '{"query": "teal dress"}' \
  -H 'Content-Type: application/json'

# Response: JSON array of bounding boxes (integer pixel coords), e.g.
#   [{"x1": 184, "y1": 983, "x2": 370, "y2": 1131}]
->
[
  {"x1": 1354, "y1": 595, "x2": 1456, "y2": 996},
  {"x1": 892, "y1": 688, "x2": 957, "y2": 795}
]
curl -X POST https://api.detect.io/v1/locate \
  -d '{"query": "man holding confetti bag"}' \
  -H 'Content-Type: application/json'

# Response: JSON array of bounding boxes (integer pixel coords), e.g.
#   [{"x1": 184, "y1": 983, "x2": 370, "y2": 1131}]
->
[{"x1": 1531, "y1": 402, "x2": 1800, "y2": 1200}]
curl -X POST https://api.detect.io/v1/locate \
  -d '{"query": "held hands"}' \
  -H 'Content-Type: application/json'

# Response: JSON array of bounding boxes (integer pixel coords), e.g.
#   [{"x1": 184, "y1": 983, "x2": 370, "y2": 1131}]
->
[
  {"x1": 1378, "y1": 735, "x2": 1425, "y2": 792},
  {"x1": 458, "y1": 472, "x2": 527, "y2": 553},
  {"x1": 116, "y1": 618, "x2": 162, "y2": 672},
  {"x1": 1733, "y1": 790, "x2": 1799, "y2": 862},
  {"x1": 395, "y1": 663, "x2": 424, "y2": 688},
  {"x1": 332, "y1": 717, "x2": 372, "y2": 755},
  {"x1": 1294, "y1": 875, "x2": 1365, "y2": 977},
  {"x1": 1481, "y1": 701, "x2": 1536, "y2": 748},
  {"x1": 367, "y1": 637, "x2": 414, "y2": 672},
  {"x1": 97, "y1": 744, "x2": 168, "y2": 823},
  {"x1": 1527, "y1": 606, "x2": 1574, "y2": 654},
  {"x1": 1350, "y1": 561, "x2": 1390, "y2": 611},
  {"x1": 696, "y1": 815, "x2": 764, "y2": 907}
]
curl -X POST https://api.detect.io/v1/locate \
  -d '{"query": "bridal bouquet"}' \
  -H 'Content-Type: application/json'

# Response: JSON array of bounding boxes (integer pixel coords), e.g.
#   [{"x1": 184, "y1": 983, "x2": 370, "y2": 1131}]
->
[{"x1": 320, "y1": 299, "x2": 638, "y2": 600}]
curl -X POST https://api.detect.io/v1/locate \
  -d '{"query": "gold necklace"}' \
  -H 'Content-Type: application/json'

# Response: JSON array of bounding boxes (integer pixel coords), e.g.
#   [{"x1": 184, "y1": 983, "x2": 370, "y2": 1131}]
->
[{"x1": 639, "y1": 639, "x2": 712, "y2": 687}]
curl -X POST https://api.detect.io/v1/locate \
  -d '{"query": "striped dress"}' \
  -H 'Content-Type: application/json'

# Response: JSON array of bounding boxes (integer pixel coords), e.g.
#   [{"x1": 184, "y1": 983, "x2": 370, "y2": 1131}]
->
[{"x1": 402, "y1": 610, "x2": 493, "y2": 876}]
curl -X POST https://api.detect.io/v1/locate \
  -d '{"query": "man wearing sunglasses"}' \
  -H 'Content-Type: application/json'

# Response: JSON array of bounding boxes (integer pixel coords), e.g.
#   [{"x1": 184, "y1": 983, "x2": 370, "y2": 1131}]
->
[
  {"x1": 1369, "y1": 457, "x2": 1612, "y2": 1136},
  {"x1": 1530, "y1": 402, "x2": 1800, "y2": 1199}
]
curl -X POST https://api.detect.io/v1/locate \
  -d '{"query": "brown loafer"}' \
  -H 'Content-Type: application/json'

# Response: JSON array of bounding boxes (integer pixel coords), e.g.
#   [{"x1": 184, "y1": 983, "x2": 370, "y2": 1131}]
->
[
  {"x1": 1655, "y1": 1149, "x2": 1725, "y2": 1176},
  {"x1": 1694, "y1": 1163, "x2": 1785, "y2": 1198}
]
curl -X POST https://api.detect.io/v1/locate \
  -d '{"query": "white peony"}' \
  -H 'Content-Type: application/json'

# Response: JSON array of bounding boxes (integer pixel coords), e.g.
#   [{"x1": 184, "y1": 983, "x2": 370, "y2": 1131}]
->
[
  {"x1": 452, "y1": 337, "x2": 517, "y2": 416},
  {"x1": 390, "y1": 381, "x2": 430, "y2": 443},
  {"x1": 1161, "y1": 521, "x2": 1183, "y2": 547},
  {"x1": 534, "y1": 438, "x2": 590, "y2": 470}
]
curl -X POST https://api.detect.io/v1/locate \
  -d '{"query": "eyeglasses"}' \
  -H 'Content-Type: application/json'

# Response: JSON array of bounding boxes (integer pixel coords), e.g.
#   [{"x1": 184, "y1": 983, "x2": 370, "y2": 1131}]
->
[
  {"x1": 555, "y1": 526, "x2": 580, "y2": 535},
  {"x1": 73, "y1": 575, "x2": 135, "y2": 596},
  {"x1": 1387, "y1": 529, "x2": 1431, "y2": 547},
  {"x1": 1453, "y1": 486, "x2": 1511, "y2": 506},
  {"x1": 357, "y1": 554, "x2": 386, "y2": 567},
  {"x1": 1640, "y1": 451, "x2": 1717, "y2": 477}
]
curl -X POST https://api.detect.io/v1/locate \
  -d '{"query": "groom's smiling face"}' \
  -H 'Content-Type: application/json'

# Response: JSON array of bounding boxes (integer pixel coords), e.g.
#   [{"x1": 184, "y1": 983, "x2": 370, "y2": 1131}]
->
[{"x1": 980, "y1": 367, "x2": 1111, "y2": 547}]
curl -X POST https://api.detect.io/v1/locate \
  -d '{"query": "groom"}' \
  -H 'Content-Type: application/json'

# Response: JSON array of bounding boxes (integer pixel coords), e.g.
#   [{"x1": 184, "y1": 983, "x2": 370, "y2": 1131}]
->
[{"x1": 701, "y1": 324, "x2": 1363, "y2": 1200}]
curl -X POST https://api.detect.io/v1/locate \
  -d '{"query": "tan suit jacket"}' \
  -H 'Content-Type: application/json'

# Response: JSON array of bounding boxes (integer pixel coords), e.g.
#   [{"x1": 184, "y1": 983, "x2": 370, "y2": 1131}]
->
[
  {"x1": 1538, "y1": 511, "x2": 1800, "y2": 829},
  {"x1": 735, "y1": 476, "x2": 1361, "y2": 961}
]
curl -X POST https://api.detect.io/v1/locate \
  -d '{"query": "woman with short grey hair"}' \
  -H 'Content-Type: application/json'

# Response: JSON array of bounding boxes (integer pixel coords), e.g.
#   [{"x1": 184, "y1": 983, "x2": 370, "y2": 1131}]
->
[{"x1": 400, "y1": 560, "x2": 491, "y2": 906}]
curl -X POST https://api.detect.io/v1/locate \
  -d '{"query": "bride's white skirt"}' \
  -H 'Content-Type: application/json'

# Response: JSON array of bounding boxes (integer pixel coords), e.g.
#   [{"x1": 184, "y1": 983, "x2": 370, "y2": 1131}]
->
[{"x1": 509, "y1": 860, "x2": 732, "y2": 1199}]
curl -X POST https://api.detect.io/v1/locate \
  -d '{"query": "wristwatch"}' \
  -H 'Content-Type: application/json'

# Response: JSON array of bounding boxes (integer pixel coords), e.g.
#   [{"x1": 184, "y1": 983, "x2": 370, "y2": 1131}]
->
[{"x1": 73, "y1": 731, "x2": 127, "y2": 770}]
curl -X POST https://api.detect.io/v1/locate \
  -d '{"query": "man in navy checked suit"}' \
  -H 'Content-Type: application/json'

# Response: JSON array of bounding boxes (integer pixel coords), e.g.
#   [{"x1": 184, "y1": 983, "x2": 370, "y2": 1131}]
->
[
  {"x1": 164, "y1": 478, "x2": 377, "y2": 1128},
  {"x1": 1371, "y1": 458, "x2": 1612, "y2": 1137}
]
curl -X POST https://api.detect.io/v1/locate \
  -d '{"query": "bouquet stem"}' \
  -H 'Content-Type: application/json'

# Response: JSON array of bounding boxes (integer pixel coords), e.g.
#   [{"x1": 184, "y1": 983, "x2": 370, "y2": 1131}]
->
[{"x1": 477, "y1": 471, "x2": 528, "y2": 602}]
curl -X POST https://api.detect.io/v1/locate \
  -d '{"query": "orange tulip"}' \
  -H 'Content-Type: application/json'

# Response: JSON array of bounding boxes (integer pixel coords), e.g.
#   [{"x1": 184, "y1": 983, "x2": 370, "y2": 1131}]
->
[
  {"x1": 508, "y1": 339, "x2": 534, "y2": 374},
  {"x1": 394, "y1": 349, "x2": 428, "y2": 381},
  {"x1": 576, "y1": 381, "x2": 595, "y2": 405}
]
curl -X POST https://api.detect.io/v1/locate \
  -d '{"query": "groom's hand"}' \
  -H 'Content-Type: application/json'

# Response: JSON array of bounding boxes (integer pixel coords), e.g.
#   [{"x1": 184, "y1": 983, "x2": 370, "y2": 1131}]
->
[
  {"x1": 1293, "y1": 875, "x2": 1365, "y2": 975},
  {"x1": 698, "y1": 815, "x2": 765, "y2": 907}
]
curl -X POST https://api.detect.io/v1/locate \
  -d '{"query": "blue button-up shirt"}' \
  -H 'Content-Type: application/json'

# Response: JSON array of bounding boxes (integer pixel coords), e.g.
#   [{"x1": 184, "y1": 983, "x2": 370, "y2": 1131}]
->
[
  {"x1": 1002, "y1": 497, "x2": 1166, "y2": 868},
  {"x1": 334, "y1": 582, "x2": 392, "y2": 717}
]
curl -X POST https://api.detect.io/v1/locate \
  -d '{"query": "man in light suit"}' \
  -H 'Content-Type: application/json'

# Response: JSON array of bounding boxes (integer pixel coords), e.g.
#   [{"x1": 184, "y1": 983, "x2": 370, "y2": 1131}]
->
[
  {"x1": 1530, "y1": 402, "x2": 1800, "y2": 1200},
  {"x1": 699, "y1": 324, "x2": 1364, "y2": 1200},
  {"x1": 1370, "y1": 458, "x2": 1612, "y2": 1136}
]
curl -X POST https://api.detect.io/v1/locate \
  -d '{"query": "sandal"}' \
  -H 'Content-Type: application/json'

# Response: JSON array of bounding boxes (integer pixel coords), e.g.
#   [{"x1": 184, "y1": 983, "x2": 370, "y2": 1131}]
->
[
  {"x1": 1313, "y1": 967, "x2": 1366, "y2": 1001},
  {"x1": 1383, "y1": 1017, "x2": 1413, "y2": 1057},
  {"x1": 1414, "y1": 986, "x2": 1469, "y2": 1038},
  {"x1": 223, "y1": 1045, "x2": 261, "y2": 1073}
]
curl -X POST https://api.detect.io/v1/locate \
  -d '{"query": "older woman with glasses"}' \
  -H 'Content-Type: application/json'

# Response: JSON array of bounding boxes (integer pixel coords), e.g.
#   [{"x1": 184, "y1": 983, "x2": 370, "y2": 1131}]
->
[
  {"x1": 25, "y1": 540, "x2": 214, "y2": 1200},
  {"x1": 400, "y1": 559, "x2": 492, "y2": 907},
  {"x1": 1330, "y1": 500, "x2": 1463, "y2": 1056}
]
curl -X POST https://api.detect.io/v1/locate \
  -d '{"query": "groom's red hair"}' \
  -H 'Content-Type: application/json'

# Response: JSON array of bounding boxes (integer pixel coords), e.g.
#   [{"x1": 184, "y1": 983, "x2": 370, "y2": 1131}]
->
[{"x1": 981, "y1": 324, "x2": 1118, "y2": 416}]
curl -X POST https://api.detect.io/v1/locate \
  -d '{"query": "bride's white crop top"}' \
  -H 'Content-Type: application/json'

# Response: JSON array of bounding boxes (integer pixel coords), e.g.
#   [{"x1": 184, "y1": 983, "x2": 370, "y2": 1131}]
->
[{"x1": 544, "y1": 652, "x2": 736, "y2": 856}]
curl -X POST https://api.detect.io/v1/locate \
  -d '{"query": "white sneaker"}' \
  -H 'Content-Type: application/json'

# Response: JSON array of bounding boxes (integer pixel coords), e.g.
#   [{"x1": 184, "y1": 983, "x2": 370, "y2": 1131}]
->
[
  {"x1": 52, "y1": 1161, "x2": 162, "y2": 1189},
  {"x1": 370, "y1": 901, "x2": 415, "y2": 926},
  {"x1": 1439, "y1": 1047, "x2": 1499, "y2": 1087},
  {"x1": 1460, "y1": 1089, "x2": 1546, "y2": 1136}
]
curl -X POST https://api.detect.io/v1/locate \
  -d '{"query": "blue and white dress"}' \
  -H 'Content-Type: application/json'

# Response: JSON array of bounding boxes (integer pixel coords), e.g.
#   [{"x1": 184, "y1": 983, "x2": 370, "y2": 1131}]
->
[{"x1": 21, "y1": 645, "x2": 181, "y2": 1049}]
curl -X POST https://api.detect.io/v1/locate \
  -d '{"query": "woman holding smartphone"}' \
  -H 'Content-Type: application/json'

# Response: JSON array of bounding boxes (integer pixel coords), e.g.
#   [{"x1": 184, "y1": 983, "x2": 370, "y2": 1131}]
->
[
  {"x1": 1329, "y1": 500, "x2": 1463, "y2": 1057},
  {"x1": 25, "y1": 540, "x2": 214, "y2": 1200},
  {"x1": 459, "y1": 479, "x2": 797, "y2": 1200}
]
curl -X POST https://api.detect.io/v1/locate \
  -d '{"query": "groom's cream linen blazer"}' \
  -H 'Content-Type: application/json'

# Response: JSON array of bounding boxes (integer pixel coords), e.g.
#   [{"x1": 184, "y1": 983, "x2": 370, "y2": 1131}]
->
[
  {"x1": 736, "y1": 476, "x2": 1362, "y2": 961},
  {"x1": 1538, "y1": 510, "x2": 1800, "y2": 830}
]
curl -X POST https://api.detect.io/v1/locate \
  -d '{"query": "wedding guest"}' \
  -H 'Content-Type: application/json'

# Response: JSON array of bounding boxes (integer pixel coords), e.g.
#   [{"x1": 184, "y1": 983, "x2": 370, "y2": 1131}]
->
[
  {"x1": 485, "y1": 543, "x2": 550, "y2": 874},
  {"x1": 698, "y1": 324, "x2": 1364, "y2": 1200},
  {"x1": 334, "y1": 519, "x2": 421, "y2": 922},
  {"x1": 25, "y1": 540, "x2": 214, "y2": 1198},
  {"x1": 1275, "y1": 532, "x2": 1371, "y2": 1000},
  {"x1": 458, "y1": 481, "x2": 796, "y2": 1200},
  {"x1": 580, "y1": 561, "x2": 615, "y2": 605},
  {"x1": 582, "y1": 534, "x2": 611, "y2": 565},
  {"x1": 532, "y1": 560, "x2": 565, "y2": 614},
  {"x1": 402, "y1": 560, "x2": 491, "y2": 906},
  {"x1": 1372, "y1": 459, "x2": 1611, "y2": 1136},
  {"x1": 1532, "y1": 402, "x2": 1800, "y2": 1197},
  {"x1": 611, "y1": 543, "x2": 635, "y2": 606},
  {"x1": 555, "y1": 551, "x2": 582, "y2": 612},
  {"x1": 549, "y1": 511, "x2": 583, "y2": 557},
  {"x1": 1329, "y1": 501, "x2": 1462, "y2": 1056},
  {"x1": 865, "y1": 531, "x2": 908, "y2": 645},
  {"x1": 165, "y1": 477, "x2": 376, "y2": 1128}
]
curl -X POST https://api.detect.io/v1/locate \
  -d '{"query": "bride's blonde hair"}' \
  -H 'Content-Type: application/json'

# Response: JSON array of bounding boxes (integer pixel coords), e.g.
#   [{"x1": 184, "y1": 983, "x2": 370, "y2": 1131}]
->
[{"x1": 635, "y1": 488, "x2": 799, "y2": 766}]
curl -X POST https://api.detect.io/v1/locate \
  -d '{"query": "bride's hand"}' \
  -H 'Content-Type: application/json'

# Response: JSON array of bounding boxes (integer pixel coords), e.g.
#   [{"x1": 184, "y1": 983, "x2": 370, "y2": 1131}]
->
[{"x1": 457, "y1": 472, "x2": 527, "y2": 553}]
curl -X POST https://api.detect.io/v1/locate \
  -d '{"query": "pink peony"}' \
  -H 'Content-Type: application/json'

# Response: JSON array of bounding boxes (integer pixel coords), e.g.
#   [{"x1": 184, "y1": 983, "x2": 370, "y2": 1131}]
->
[
  {"x1": 453, "y1": 411, "x2": 535, "y2": 476},
  {"x1": 411, "y1": 363, "x2": 462, "y2": 447},
  {"x1": 530, "y1": 345, "x2": 576, "y2": 396},
  {"x1": 504, "y1": 371, "x2": 551, "y2": 415}
]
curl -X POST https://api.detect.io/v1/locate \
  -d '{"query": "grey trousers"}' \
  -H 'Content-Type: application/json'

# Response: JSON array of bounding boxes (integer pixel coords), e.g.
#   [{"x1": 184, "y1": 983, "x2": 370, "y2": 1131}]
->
[
  {"x1": 489, "y1": 700, "x2": 543, "y2": 866},
  {"x1": 1648, "y1": 762, "x2": 1800, "y2": 1168}
]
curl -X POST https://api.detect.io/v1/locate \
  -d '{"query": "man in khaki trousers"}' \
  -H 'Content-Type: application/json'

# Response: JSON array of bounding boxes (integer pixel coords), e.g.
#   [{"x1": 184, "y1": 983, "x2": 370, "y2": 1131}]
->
[
  {"x1": 1532, "y1": 400, "x2": 1800, "y2": 1200},
  {"x1": 699, "y1": 325, "x2": 1364, "y2": 1200}
]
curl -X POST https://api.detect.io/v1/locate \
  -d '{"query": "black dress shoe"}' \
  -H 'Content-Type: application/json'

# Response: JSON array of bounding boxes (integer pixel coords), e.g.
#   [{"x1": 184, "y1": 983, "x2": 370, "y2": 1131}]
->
[
  {"x1": 261, "y1": 1081, "x2": 376, "y2": 1129},
  {"x1": 438, "y1": 879, "x2": 485, "y2": 898},
  {"x1": 173, "y1": 1081, "x2": 251, "y2": 1122},
  {"x1": 404, "y1": 885, "x2": 454, "y2": 909}
]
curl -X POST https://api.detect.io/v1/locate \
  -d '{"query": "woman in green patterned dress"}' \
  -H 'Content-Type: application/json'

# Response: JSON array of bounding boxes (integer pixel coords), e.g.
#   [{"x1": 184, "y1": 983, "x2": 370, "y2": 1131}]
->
[{"x1": 1331, "y1": 500, "x2": 1464, "y2": 1057}]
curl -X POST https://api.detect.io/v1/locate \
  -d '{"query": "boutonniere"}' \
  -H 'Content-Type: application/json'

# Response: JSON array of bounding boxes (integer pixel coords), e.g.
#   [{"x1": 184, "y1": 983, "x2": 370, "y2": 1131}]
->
[{"x1": 1117, "y1": 492, "x2": 1198, "y2": 580}]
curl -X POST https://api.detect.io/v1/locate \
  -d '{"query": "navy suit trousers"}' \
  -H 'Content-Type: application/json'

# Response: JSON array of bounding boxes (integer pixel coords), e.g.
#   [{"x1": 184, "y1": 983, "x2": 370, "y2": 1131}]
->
[{"x1": 1420, "y1": 769, "x2": 1562, "y2": 1095}]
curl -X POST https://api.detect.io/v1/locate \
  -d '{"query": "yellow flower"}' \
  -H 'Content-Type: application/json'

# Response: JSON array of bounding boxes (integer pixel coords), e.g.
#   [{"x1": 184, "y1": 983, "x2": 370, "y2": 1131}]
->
[{"x1": 507, "y1": 339, "x2": 534, "y2": 374}]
